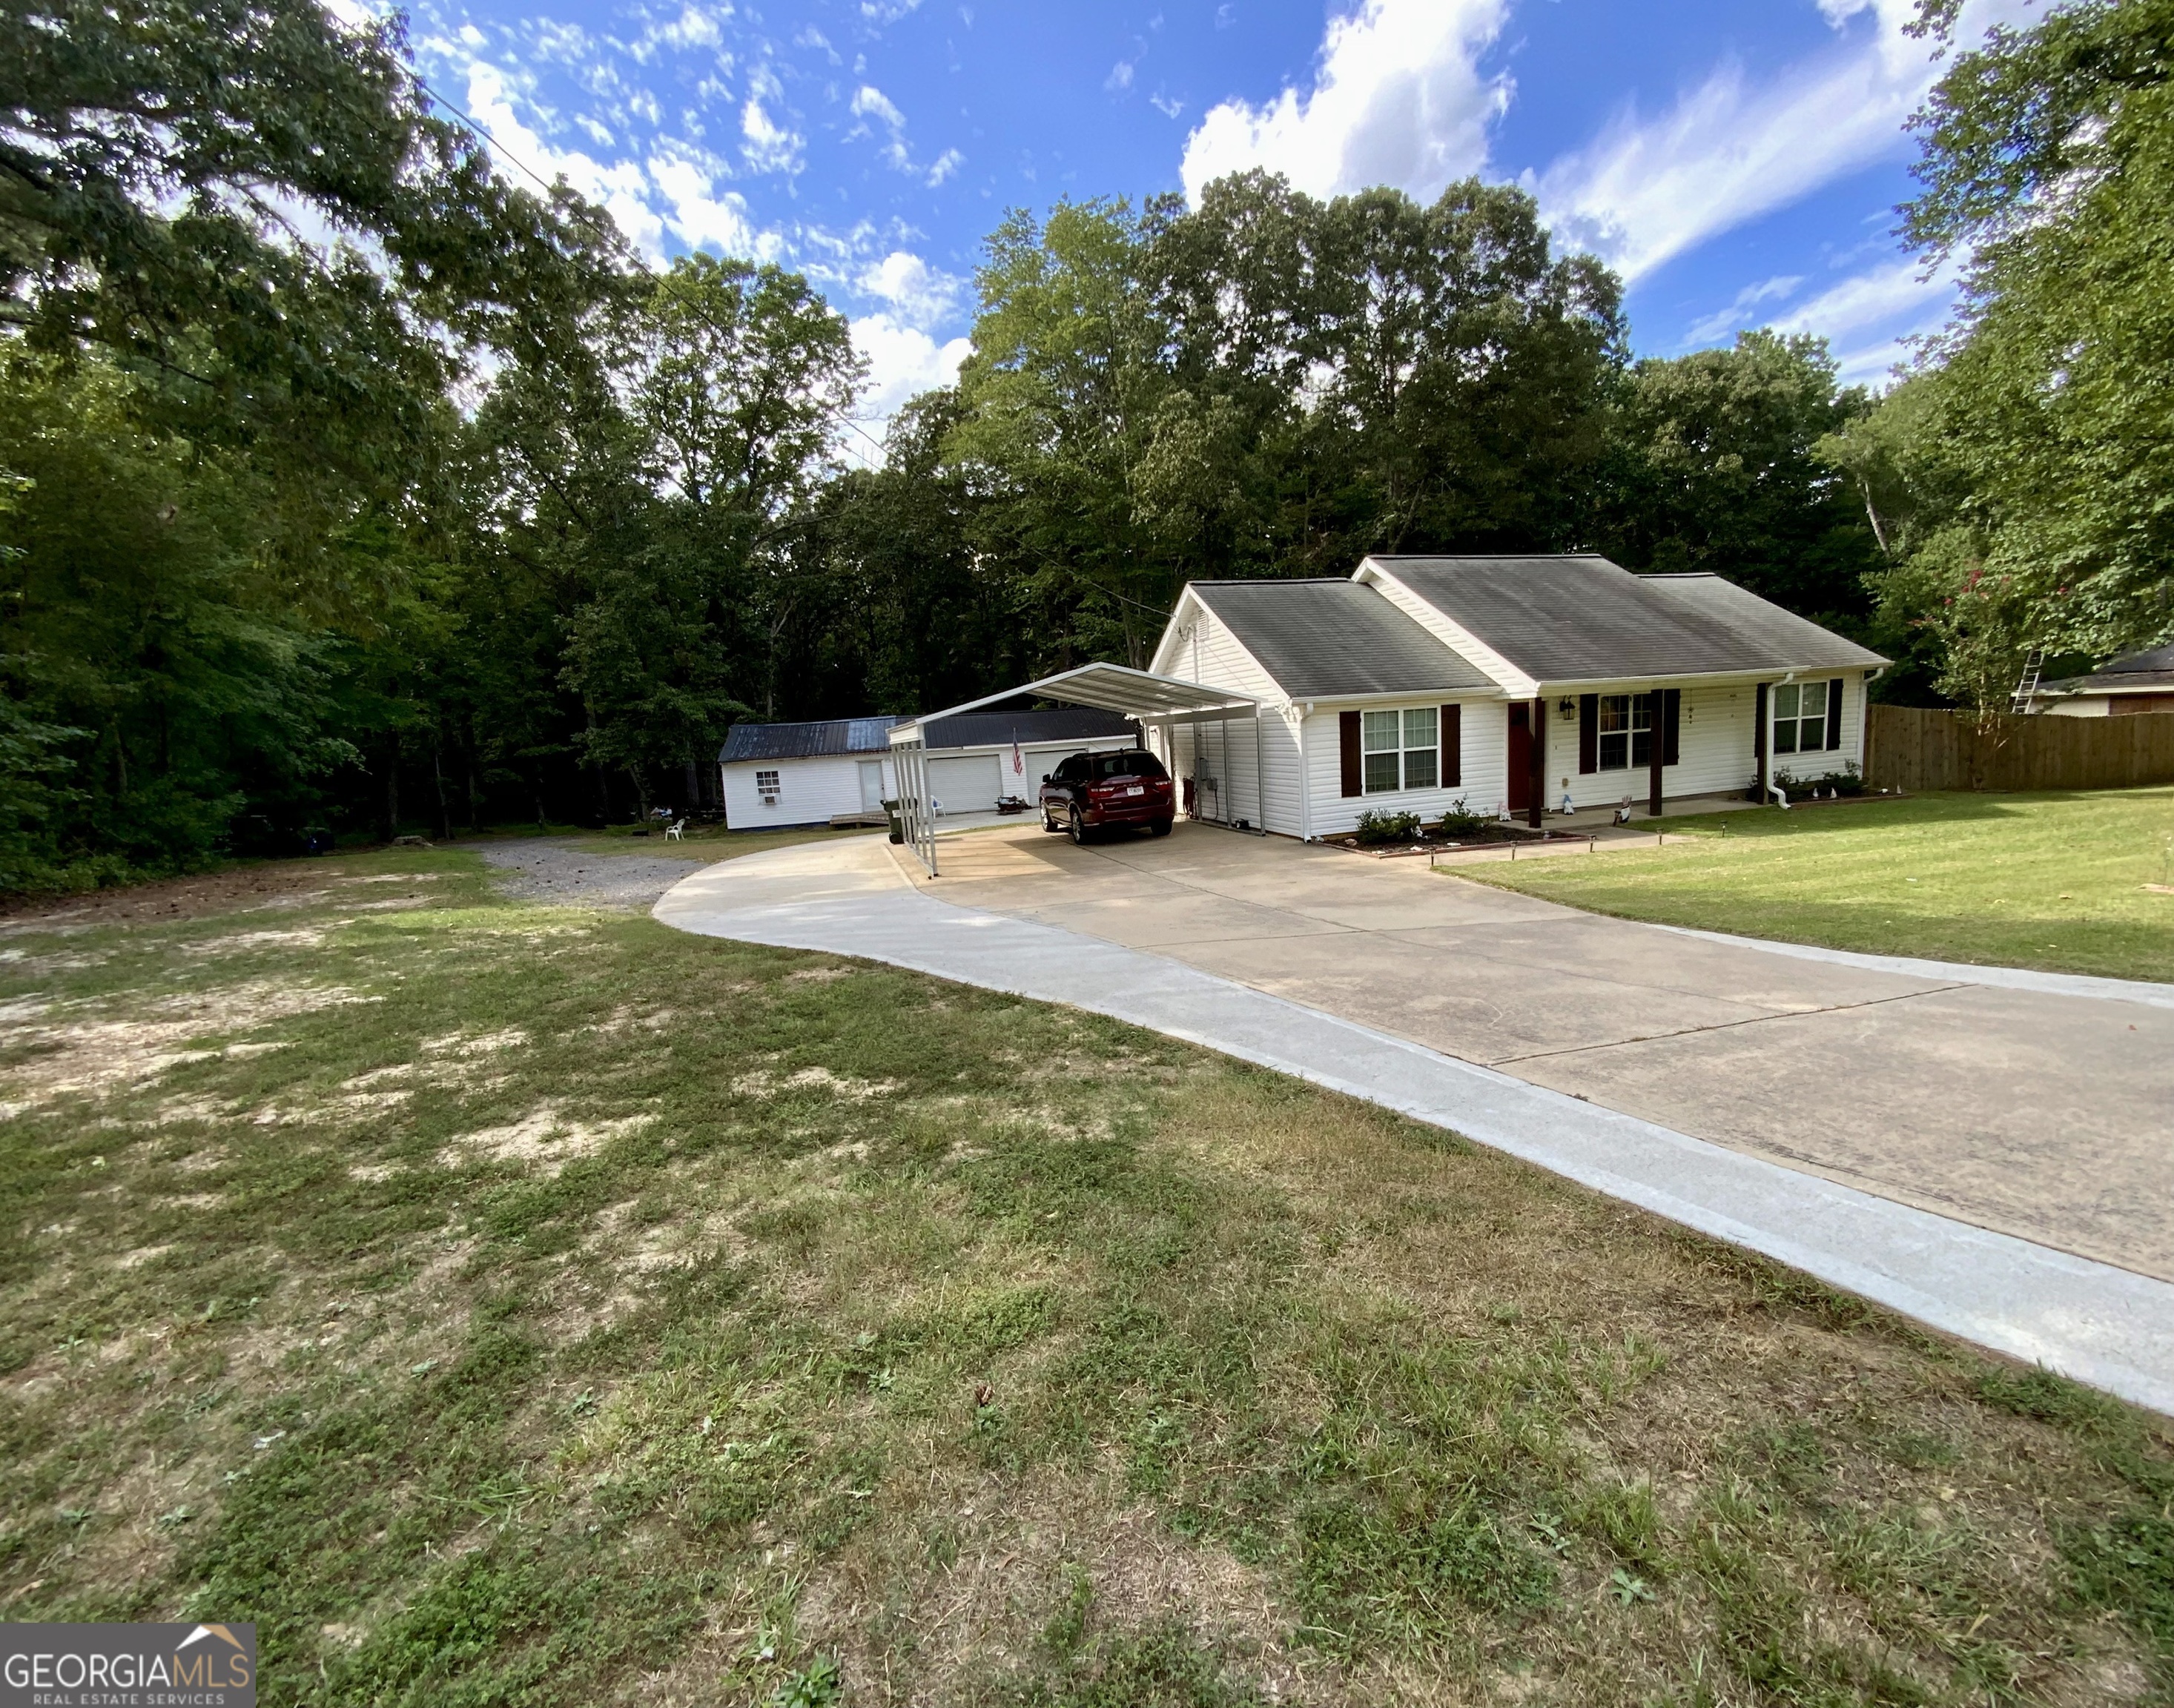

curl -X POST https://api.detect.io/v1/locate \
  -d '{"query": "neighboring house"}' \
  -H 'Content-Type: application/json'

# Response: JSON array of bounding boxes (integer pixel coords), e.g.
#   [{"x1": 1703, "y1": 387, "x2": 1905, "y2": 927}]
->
[
  {"x1": 2026, "y1": 643, "x2": 2174, "y2": 717},
  {"x1": 720, "y1": 718, "x2": 898, "y2": 827},
  {"x1": 1147, "y1": 555, "x2": 1887, "y2": 840},
  {"x1": 720, "y1": 708, "x2": 1140, "y2": 826},
  {"x1": 916, "y1": 708, "x2": 1138, "y2": 814}
]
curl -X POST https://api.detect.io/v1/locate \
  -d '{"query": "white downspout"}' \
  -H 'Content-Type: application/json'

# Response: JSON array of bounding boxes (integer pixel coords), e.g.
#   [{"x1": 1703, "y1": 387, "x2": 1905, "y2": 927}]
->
[{"x1": 1766, "y1": 670, "x2": 1797, "y2": 809}]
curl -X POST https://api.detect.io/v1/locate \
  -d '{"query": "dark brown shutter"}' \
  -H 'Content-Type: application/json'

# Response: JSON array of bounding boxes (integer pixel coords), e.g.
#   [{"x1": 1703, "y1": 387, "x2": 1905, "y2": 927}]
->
[
  {"x1": 1662, "y1": 689, "x2": 1682, "y2": 766},
  {"x1": 1338, "y1": 710, "x2": 1362, "y2": 797},
  {"x1": 1578, "y1": 694, "x2": 1599, "y2": 774},
  {"x1": 1826, "y1": 678, "x2": 1843, "y2": 751},
  {"x1": 1440, "y1": 704, "x2": 1461, "y2": 787}
]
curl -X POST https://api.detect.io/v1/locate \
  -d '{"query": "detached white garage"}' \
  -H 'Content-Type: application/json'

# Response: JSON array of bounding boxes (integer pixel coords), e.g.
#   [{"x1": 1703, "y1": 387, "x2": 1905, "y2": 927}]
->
[
  {"x1": 719, "y1": 717, "x2": 898, "y2": 827},
  {"x1": 916, "y1": 707, "x2": 1140, "y2": 814}
]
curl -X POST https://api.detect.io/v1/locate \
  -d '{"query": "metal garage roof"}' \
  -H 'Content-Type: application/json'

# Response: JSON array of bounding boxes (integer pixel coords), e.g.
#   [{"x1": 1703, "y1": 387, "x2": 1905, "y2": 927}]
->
[
  {"x1": 719, "y1": 716, "x2": 896, "y2": 763},
  {"x1": 890, "y1": 663, "x2": 1258, "y2": 746}
]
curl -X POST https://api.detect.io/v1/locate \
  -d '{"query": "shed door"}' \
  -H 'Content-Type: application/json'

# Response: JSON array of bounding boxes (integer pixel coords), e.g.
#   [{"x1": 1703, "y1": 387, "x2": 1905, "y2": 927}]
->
[
  {"x1": 859, "y1": 761, "x2": 886, "y2": 811},
  {"x1": 927, "y1": 754, "x2": 1001, "y2": 814}
]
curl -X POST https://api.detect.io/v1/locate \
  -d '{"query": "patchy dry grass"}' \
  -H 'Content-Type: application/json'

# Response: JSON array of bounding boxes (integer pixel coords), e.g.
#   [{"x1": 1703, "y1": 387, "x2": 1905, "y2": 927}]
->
[{"x1": 1, "y1": 843, "x2": 2170, "y2": 1705}]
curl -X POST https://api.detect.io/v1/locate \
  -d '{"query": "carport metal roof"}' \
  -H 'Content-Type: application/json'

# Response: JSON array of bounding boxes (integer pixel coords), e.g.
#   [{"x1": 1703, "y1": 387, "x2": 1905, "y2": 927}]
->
[
  {"x1": 888, "y1": 663, "x2": 1263, "y2": 875},
  {"x1": 889, "y1": 663, "x2": 1258, "y2": 746}
]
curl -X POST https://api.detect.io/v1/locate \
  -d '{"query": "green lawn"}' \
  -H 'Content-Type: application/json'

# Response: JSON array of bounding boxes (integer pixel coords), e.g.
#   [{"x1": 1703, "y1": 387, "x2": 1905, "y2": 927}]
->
[
  {"x1": 2, "y1": 844, "x2": 2171, "y2": 1704},
  {"x1": 1467, "y1": 787, "x2": 2174, "y2": 982}
]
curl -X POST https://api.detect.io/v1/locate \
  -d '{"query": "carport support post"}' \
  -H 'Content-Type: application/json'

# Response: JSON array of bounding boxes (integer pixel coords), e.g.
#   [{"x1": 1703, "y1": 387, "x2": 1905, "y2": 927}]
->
[
  {"x1": 1252, "y1": 711, "x2": 1266, "y2": 833},
  {"x1": 1526, "y1": 697, "x2": 1545, "y2": 830}
]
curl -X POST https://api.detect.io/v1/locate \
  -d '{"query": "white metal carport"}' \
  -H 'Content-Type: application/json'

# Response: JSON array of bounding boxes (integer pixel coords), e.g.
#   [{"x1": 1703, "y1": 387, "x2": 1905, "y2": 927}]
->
[{"x1": 888, "y1": 663, "x2": 1262, "y2": 875}]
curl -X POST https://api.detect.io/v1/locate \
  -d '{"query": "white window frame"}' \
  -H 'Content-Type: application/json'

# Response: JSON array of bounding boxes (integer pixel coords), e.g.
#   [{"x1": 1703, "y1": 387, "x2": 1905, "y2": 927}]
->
[
  {"x1": 1361, "y1": 707, "x2": 1441, "y2": 795},
  {"x1": 756, "y1": 768, "x2": 782, "y2": 801},
  {"x1": 1596, "y1": 693, "x2": 1653, "y2": 772},
  {"x1": 1771, "y1": 681, "x2": 1832, "y2": 758}
]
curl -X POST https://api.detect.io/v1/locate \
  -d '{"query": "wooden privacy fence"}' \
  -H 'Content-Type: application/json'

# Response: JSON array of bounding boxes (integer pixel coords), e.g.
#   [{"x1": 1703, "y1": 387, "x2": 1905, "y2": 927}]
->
[{"x1": 1866, "y1": 704, "x2": 2174, "y2": 792}]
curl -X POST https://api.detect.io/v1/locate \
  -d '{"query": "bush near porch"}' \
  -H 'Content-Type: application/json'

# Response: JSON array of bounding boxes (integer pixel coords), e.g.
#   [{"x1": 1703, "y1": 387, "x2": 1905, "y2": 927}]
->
[{"x1": 1464, "y1": 787, "x2": 2174, "y2": 983}]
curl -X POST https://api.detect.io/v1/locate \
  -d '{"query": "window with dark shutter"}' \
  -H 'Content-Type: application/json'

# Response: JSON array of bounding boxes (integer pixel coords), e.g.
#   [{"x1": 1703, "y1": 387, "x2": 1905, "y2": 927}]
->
[
  {"x1": 1826, "y1": 678, "x2": 1843, "y2": 751},
  {"x1": 1578, "y1": 694, "x2": 1599, "y2": 774},
  {"x1": 1662, "y1": 689, "x2": 1682, "y2": 767},
  {"x1": 1338, "y1": 710, "x2": 1361, "y2": 797},
  {"x1": 1441, "y1": 704, "x2": 1461, "y2": 787}
]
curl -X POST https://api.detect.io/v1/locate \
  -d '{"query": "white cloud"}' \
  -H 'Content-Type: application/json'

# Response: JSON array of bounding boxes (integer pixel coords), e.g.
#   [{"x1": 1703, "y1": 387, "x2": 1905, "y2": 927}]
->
[
  {"x1": 848, "y1": 314, "x2": 971, "y2": 461},
  {"x1": 1150, "y1": 92, "x2": 1185, "y2": 119},
  {"x1": 1179, "y1": 0, "x2": 1511, "y2": 204},
  {"x1": 1535, "y1": 0, "x2": 2029, "y2": 282},
  {"x1": 858, "y1": 250, "x2": 966, "y2": 325},
  {"x1": 1772, "y1": 256, "x2": 1955, "y2": 344},
  {"x1": 1682, "y1": 274, "x2": 1805, "y2": 345},
  {"x1": 850, "y1": 85, "x2": 907, "y2": 130},
  {"x1": 1772, "y1": 253, "x2": 1963, "y2": 384},
  {"x1": 462, "y1": 62, "x2": 666, "y2": 257},
  {"x1": 925, "y1": 147, "x2": 965, "y2": 186},
  {"x1": 1107, "y1": 59, "x2": 1136, "y2": 93},
  {"x1": 642, "y1": 4, "x2": 725, "y2": 54},
  {"x1": 741, "y1": 95, "x2": 803, "y2": 173},
  {"x1": 648, "y1": 150, "x2": 776, "y2": 259}
]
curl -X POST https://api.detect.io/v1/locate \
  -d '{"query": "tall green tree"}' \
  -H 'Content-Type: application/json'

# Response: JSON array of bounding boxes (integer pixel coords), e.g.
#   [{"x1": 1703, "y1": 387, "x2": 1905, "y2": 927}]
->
[
  {"x1": 0, "y1": 355, "x2": 352, "y2": 883},
  {"x1": 1593, "y1": 331, "x2": 1883, "y2": 629},
  {"x1": 939, "y1": 175, "x2": 1623, "y2": 672},
  {"x1": 1848, "y1": 0, "x2": 2174, "y2": 707},
  {"x1": 469, "y1": 254, "x2": 862, "y2": 815}
]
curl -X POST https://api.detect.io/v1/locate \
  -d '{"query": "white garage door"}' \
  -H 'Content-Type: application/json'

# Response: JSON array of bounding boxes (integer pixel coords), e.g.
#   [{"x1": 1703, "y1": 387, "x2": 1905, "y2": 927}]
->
[{"x1": 928, "y1": 754, "x2": 1002, "y2": 814}]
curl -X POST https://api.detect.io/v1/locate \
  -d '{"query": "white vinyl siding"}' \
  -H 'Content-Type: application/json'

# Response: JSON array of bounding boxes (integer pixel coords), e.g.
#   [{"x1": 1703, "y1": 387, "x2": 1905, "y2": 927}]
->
[
  {"x1": 723, "y1": 754, "x2": 881, "y2": 827},
  {"x1": 1150, "y1": 597, "x2": 1302, "y2": 835},
  {"x1": 1300, "y1": 701, "x2": 1501, "y2": 838},
  {"x1": 1528, "y1": 672, "x2": 1870, "y2": 812}
]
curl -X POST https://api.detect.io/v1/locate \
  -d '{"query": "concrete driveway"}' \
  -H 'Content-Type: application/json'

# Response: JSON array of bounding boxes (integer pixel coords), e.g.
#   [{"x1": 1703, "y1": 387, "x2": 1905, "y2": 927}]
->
[{"x1": 901, "y1": 821, "x2": 2174, "y2": 1284}]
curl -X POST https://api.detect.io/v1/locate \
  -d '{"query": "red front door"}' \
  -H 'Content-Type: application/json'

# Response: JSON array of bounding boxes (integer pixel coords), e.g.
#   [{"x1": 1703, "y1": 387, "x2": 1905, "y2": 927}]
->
[{"x1": 1507, "y1": 704, "x2": 1532, "y2": 812}]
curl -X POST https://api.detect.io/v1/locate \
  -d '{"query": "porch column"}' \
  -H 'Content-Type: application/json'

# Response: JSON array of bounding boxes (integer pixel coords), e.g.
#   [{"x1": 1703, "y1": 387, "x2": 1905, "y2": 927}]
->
[{"x1": 1526, "y1": 696, "x2": 1546, "y2": 830}]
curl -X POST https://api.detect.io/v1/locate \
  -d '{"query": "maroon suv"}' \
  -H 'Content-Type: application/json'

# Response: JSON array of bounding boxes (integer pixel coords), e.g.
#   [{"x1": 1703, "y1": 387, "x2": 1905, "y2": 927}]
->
[{"x1": 1039, "y1": 749, "x2": 1175, "y2": 843}]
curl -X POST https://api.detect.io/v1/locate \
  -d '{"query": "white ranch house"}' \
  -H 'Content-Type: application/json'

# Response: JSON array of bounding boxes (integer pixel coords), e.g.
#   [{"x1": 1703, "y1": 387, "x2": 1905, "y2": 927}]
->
[{"x1": 1135, "y1": 555, "x2": 1886, "y2": 842}]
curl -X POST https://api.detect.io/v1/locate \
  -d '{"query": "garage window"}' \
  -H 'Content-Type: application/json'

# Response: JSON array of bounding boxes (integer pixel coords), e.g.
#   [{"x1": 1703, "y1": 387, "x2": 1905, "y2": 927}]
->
[{"x1": 1361, "y1": 708, "x2": 1440, "y2": 793}]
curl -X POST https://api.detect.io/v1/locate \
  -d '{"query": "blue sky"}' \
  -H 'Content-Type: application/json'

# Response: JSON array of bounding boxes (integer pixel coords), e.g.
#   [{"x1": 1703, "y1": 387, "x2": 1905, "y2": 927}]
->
[{"x1": 405, "y1": 0, "x2": 2021, "y2": 450}]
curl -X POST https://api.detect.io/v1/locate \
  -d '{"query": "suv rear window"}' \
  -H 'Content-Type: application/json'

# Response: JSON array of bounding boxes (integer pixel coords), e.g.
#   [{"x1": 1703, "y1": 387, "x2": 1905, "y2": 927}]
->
[{"x1": 1089, "y1": 751, "x2": 1166, "y2": 781}]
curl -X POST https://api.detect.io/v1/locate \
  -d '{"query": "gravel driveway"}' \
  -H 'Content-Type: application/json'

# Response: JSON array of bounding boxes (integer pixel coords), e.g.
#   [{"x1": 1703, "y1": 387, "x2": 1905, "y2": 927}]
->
[{"x1": 478, "y1": 838, "x2": 711, "y2": 910}]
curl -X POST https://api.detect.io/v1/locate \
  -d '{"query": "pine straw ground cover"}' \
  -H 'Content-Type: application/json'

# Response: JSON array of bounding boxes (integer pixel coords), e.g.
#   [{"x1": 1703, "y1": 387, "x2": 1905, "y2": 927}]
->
[{"x1": 0, "y1": 846, "x2": 2170, "y2": 1707}]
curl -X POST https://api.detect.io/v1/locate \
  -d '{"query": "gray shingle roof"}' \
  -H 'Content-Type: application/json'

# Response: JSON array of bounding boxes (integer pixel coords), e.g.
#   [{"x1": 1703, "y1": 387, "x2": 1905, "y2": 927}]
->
[
  {"x1": 1368, "y1": 556, "x2": 1887, "y2": 683},
  {"x1": 1188, "y1": 579, "x2": 1497, "y2": 698},
  {"x1": 2044, "y1": 641, "x2": 2174, "y2": 693},
  {"x1": 719, "y1": 717, "x2": 896, "y2": 764}
]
